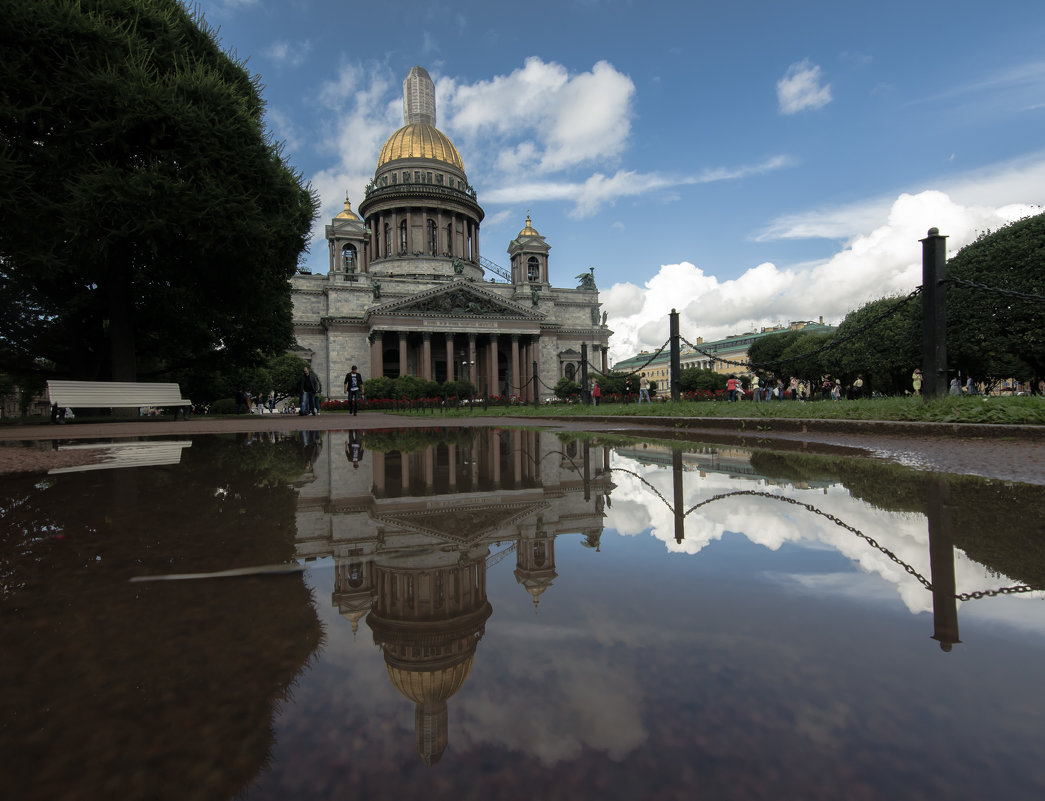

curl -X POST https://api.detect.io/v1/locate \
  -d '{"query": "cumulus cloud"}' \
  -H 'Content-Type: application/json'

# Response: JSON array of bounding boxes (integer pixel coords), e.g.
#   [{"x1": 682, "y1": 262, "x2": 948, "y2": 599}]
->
[
  {"x1": 305, "y1": 65, "x2": 402, "y2": 243},
  {"x1": 439, "y1": 57, "x2": 635, "y2": 174},
  {"x1": 606, "y1": 179, "x2": 1042, "y2": 363},
  {"x1": 777, "y1": 59, "x2": 832, "y2": 114}
]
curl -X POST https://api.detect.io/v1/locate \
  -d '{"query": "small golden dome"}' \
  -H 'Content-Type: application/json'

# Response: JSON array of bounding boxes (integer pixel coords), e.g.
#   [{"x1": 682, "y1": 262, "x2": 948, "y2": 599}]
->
[
  {"x1": 377, "y1": 123, "x2": 464, "y2": 171},
  {"x1": 518, "y1": 212, "x2": 539, "y2": 237},
  {"x1": 335, "y1": 195, "x2": 360, "y2": 220},
  {"x1": 386, "y1": 655, "x2": 474, "y2": 704}
]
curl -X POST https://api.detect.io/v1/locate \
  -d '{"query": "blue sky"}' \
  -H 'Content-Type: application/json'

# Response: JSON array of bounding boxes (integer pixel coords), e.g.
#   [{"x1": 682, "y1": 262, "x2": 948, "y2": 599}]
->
[{"x1": 195, "y1": 0, "x2": 1044, "y2": 361}]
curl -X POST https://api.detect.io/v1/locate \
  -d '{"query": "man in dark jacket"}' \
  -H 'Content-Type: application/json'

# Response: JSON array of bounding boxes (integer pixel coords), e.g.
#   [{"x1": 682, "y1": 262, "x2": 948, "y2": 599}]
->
[
  {"x1": 299, "y1": 367, "x2": 318, "y2": 416},
  {"x1": 343, "y1": 365, "x2": 365, "y2": 416}
]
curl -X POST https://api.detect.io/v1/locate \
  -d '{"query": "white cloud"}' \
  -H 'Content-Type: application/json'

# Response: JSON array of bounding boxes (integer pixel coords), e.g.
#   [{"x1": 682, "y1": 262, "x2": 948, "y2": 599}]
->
[
  {"x1": 606, "y1": 156, "x2": 1045, "y2": 363},
  {"x1": 439, "y1": 58, "x2": 635, "y2": 174},
  {"x1": 305, "y1": 65, "x2": 401, "y2": 244},
  {"x1": 484, "y1": 156, "x2": 794, "y2": 218},
  {"x1": 266, "y1": 39, "x2": 311, "y2": 67},
  {"x1": 777, "y1": 59, "x2": 832, "y2": 114}
]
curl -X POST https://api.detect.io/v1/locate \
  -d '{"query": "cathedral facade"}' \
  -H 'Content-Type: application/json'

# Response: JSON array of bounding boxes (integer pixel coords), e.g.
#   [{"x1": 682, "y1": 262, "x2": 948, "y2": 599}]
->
[{"x1": 290, "y1": 67, "x2": 611, "y2": 401}]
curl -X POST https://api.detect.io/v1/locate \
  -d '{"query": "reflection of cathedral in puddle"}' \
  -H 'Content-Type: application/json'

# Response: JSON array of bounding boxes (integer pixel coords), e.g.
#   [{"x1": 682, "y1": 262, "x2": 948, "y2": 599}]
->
[{"x1": 295, "y1": 428, "x2": 612, "y2": 763}]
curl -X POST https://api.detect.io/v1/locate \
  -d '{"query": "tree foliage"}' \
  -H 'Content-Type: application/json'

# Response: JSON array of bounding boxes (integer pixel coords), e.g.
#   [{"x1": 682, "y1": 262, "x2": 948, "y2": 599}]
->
[
  {"x1": 679, "y1": 367, "x2": 724, "y2": 392},
  {"x1": 945, "y1": 211, "x2": 1044, "y2": 385},
  {"x1": 826, "y1": 296, "x2": 920, "y2": 395},
  {"x1": 0, "y1": 0, "x2": 318, "y2": 381}
]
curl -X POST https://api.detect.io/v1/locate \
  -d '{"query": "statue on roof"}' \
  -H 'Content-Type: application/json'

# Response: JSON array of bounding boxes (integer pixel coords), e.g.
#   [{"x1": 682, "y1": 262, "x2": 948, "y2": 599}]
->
[{"x1": 576, "y1": 267, "x2": 597, "y2": 290}]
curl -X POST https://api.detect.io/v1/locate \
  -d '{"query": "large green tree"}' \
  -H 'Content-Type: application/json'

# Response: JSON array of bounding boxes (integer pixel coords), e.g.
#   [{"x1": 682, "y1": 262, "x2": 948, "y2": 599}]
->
[
  {"x1": 824, "y1": 296, "x2": 920, "y2": 394},
  {"x1": 945, "y1": 212, "x2": 1044, "y2": 388},
  {"x1": 0, "y1": 0, "x2": 318, "y2": 381}
]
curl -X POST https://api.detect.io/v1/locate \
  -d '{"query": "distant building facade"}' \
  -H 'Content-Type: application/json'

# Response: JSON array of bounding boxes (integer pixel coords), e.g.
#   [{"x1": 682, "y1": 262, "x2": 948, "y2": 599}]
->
[{"x1": 290, "y1": 67, "x2": 611, "y2": 400}]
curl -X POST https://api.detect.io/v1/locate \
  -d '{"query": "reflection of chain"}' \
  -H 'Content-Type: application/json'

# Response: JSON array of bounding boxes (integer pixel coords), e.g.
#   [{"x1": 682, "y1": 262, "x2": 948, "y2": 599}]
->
[
  {"x1": 610, "y1": 467, "x2": 675, "y2": 511},
  {"x1": 613, "y1": 480, "x2": 1037, "y2": 601}
]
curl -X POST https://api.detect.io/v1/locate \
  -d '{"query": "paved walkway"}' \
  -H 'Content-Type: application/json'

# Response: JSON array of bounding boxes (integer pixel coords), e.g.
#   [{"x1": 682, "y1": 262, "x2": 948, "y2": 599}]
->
[{"x1": 1, "y1": 412, "x2": 1043, "y2": 484}]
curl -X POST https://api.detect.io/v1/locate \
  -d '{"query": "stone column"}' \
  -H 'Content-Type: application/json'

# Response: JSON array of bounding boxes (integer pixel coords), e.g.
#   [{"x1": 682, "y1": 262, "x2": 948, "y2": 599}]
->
[
  {"x1": 370, "y1": 331, "x2": 383, "y2": 379},
  {"x1": 510, "y1": 335, "x2": 520, "y2": 399},
  {"x1": 601, "y1": 346, "x2": 608, "y2": 373},
  {"x1": 512, "y1": 429, "x2": 522, "y2": 486},
  {"x1": 399, "y1": 332, "x2": 408, "y2": 377},
  {"x1": 488, "y1": 333, "x2": 499, "y2": 396},
  {"x1": 447, "y1": 444, "x2": 457, "y2": 491},
  {"x1": 445, "y1": 334, "x2": 455, "y2": 382},
  {"x1": 468, "y1": 333, "x2": 477, "y2": 387},
  {"x1": 421, "y1": 332, "x2": 432, "y2": 380},
  {"x1": 423, "y1": 447, "x2": 435, "y2": 493}
]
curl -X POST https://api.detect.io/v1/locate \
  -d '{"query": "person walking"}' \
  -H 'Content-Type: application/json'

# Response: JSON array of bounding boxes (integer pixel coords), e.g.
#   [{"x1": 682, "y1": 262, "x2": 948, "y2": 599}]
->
[
  {"x1": 726, "y1": 376, "x2": 737, "y2": 402},
  {"x1": 299, "y1": 366, "x2": 318, "y2": 416},
  {"x1": 638, "y1": 374, "x2": 651, "y2": 404},
  {"x1": 912, "y1": 368, "x2": 923, "y2": 396},
  {"x1": 343, "y1": 365, "x2": 365, "y2": 416},
  {"x1": 591, "y1": 380, "x2": 602, "y2": 407}
]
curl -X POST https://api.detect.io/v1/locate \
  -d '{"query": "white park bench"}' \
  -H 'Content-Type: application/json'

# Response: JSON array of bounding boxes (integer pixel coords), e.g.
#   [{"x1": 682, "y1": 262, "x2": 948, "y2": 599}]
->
[{"x1": 47, "y1": 380, "x2": 192, "y2": 420}]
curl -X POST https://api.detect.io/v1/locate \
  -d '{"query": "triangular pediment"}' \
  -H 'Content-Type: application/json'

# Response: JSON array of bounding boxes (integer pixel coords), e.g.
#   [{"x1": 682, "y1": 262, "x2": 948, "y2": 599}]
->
[
  {"x1": 376, "y1": 501, "x2": 550, "y2": 545},
  {"x1": 366, "y1": 282, "x2": 543, "y2": 320}
]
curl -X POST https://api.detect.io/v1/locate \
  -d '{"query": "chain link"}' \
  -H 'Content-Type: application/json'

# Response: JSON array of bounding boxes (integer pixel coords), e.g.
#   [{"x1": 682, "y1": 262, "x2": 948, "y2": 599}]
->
[{"x1": 945, "y1": 276, "x2": 1045, "y2": 304}]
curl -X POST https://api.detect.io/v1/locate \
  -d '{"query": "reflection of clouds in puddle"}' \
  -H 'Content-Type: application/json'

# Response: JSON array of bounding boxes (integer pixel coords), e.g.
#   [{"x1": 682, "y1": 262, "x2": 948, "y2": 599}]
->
[
  {"x1": 606, "y1": 451, "x2": 1038, "y2": 616},
  {"x1": 961, "y1": 594, "x2": 1045, "y2": 636},
  {"x1": 457, "y1": 628, "x2": 648, "y2": 764}
]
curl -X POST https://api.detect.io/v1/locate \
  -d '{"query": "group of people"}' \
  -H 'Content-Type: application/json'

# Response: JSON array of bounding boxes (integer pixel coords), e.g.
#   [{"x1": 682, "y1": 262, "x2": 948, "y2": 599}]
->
[{"x1": 297, "y1": 364, "x2": 366, "y2": 416}]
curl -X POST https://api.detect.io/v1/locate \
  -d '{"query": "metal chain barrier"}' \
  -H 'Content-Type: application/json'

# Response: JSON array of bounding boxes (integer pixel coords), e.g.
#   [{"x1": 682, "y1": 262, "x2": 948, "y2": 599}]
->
[
  {"x1": 944, "y1": 276, "x2": 1045, "y2": 304},
  {"x1": 611, "y1": 339, "x2": 672, "y2": 379},
  {"x1": 680, "y1": 287, "x2": 923, "y2": 372}
]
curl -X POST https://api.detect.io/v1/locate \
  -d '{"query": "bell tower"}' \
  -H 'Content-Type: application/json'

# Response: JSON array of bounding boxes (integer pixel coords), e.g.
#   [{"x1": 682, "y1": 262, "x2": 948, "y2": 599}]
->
[{"x1": 508, "y1": 213, "x2": 550, "y2": 285}]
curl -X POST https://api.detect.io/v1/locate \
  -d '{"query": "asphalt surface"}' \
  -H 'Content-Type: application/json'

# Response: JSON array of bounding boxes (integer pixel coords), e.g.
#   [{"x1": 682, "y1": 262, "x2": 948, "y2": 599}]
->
[{"x1": 1, "y1": 411, "x2": 1043, "y2": 484}]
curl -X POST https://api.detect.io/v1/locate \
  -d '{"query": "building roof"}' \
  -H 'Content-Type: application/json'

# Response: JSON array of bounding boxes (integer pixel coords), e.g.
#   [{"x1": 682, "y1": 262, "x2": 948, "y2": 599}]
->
[{"x1": 377, "y1": 123, "x2": 465, "y2": 171}]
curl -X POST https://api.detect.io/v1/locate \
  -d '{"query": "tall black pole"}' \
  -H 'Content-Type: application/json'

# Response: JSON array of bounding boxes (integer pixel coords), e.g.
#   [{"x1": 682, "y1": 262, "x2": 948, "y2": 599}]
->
[
  {"x1": 921, "y1": 228, "x2": 948, "y2": 399},
  {"x1": 532, "y1": 360, "x2": 539, "y2": 409},
  {"x1": 669, "y1": 309, "x2": 681, "y2": 402},
  {"x1": 927, "y1": 477, "x2": 960, "y2": 651},
  {"x1": 672, "y1": 449, "x2": 684, "y2": 544}
]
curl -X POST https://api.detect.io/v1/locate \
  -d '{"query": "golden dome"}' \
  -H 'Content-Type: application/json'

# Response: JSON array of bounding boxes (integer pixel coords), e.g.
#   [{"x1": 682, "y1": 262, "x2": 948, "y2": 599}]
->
[
  {"x1": 518, "y1": 212, "x2": 539, "y2": 237},
  {"x1": 335, "y1": 195, "x2": 360, "y2": 220},
  {"x1": 377, "y1": 123, "x2": 464, "y2": 171},
  {"x1": 386, "y1": 654, "x2": 474, "y2": 704}
]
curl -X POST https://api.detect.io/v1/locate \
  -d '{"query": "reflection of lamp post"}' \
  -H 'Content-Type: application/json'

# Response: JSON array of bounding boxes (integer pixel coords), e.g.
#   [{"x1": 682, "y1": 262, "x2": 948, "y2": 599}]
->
[{"x1": 460, "y1": 360, "x2": 474, "y2": 384}]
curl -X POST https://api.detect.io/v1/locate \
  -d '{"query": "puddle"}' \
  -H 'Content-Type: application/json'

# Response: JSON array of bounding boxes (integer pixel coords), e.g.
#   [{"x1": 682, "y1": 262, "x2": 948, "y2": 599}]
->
[{"x1": 2, "y1": 427, "x2": 1043, "y2": 800}]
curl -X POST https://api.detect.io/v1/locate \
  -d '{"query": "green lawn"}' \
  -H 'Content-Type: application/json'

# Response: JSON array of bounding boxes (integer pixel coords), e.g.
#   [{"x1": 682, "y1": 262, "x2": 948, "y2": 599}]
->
[{"x1": 389, "y1": 395, "x2": 1045, "y2": 425}]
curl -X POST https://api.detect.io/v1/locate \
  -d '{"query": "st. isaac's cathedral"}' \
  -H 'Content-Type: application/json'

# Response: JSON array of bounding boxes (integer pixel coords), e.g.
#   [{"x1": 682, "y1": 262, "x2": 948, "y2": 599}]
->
[{"x1": 291, "y1": 67, "x2": 612, "y2": 400}]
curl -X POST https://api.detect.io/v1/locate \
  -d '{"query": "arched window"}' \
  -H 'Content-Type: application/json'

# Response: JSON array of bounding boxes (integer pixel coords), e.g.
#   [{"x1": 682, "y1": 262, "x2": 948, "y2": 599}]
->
[
  {"x1": 527, "y1": 256, "x2": 540, "y2": 282},
  {"x1": 446, "y1": 222, "x2": 453, "y2": 256},
  {"x1": 427, "y1": 219, "x2": 437, "y2": 255},
  {"x1": 341, "y1": 244, "x2": 356, "y2": 272},
  {"x1": 383, "y1": 224, "x2": 391, "y2": 258},
  {"x1": 565, "y1": 363, "x2": 576, "y2": 381},
  {"x1": 399, "y1": 220, "x2": 407, "y2": 254}
]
